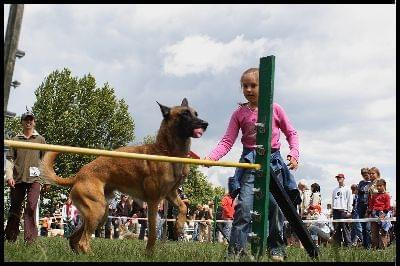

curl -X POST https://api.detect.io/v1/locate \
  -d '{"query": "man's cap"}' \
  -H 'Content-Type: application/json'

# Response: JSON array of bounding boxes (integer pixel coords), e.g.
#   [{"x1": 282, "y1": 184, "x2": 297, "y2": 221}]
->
[
  {"x1": 335, "y1": 173, "x2": 345, "y2": 179},
  {"x1": 21, "y1": 111, "x2": 35, "y2": 121}
]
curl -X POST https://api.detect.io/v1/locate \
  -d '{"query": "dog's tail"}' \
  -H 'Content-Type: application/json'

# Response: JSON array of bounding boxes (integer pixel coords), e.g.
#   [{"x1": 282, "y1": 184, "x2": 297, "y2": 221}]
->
[{"x1": 40, "y1": 151, "x2": 76, "y2": 187}]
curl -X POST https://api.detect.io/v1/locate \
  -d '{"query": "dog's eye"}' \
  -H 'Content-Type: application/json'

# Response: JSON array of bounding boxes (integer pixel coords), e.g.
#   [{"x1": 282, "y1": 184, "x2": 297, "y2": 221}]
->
[
  {"x1": 183, "y1": 110, "x2": 191, "y2": 116},
  {"x1": 194, "y1": 112, "x2": 198, "y2": 117}
]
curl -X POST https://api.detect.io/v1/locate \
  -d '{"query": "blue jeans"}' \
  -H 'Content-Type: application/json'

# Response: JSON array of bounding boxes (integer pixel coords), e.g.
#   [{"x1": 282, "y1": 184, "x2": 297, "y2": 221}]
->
[
  {"x1": 192, "y1": 222, "x2": 200, "y2": 241},
  {"x1": 351, "y1": 211, "x2": 363, "y2": 244},
  {"x1": 222, "y1": 220, "x2": 233, "y2": 241},
  {"x1": 357, "y1": 203, "x2": 371, "y2": 248},
  {"x1": 371, "y1": 210, "x2": 392, "y2": 232},
  {"x1": 156, "y1": 212, "x2": 164, "y2": 240},
  {"x1": 228, "y1": 148, "x2": 297, "y2": 255},
  {"x1": 309, "y1": 225, "x2": 330, "y2": 242}
]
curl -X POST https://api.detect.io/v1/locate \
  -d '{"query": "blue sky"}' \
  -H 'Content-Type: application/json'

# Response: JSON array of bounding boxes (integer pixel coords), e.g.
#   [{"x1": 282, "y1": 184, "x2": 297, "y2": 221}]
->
[{"x1": 4, "y1": 4, "x2": 396, "y2": 209}]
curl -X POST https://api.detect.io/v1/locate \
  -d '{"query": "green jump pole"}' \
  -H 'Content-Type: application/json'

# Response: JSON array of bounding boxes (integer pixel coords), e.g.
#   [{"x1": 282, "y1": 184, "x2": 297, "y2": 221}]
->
[
  {"x1": 212, "y1": 195, "x2": 219, "y2": 242},
  {"x1": 250, "y1": 56, "x2": 275, "y2": 258}
]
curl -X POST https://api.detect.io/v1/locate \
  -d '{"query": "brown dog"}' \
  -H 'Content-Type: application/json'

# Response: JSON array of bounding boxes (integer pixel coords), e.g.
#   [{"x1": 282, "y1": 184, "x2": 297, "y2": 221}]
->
[{"x1": 40, "y1": 98, "x2": 208, "y2": 254}]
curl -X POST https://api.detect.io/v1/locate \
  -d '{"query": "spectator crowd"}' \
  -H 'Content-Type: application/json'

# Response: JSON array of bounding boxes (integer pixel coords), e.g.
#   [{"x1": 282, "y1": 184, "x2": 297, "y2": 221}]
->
[
  {"x1": 284, "y1": 167, "x2": 395, "y2": 250},
  {"x1": 39, "y1": 166, "x2": 392, "y2": 252},
  {"x1": 8, "y1": 166, "x2": 396, "y2": 251}
]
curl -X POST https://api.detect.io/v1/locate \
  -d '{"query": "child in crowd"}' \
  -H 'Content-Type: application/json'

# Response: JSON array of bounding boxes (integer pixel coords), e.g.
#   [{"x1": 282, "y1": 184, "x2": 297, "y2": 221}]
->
[
  {"x1": 367, "y1": 166, "x2": 382, "y2": 249},
  {"x1": 40, "y1": 212, "x2": 51, "y2": 237},
  {"x1": 307, "y1": 205, "x2": 332, "y2": 247},
  {"x1": 205, "y1": 67, "x2": 300, "y2": 262},
  {"x1": 367, "y1": 178, "x2": 392, "y2": 249},
  {"x1": 192, "y1": 204, "x2": 203, "y2": 241},
  {"x1": 310, "y1": 183, "x2": 322, "y2": 208}
]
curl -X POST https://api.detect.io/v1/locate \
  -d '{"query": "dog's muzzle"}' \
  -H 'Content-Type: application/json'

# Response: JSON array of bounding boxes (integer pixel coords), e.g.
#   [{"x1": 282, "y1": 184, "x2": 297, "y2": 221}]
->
[{"x1": 192, "y1": 120, "x2": 208, "y2": 138}]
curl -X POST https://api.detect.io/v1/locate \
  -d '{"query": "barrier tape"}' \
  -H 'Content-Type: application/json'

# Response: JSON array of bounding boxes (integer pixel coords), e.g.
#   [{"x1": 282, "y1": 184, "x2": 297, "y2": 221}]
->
[
  {"x1": 291, "y1": 217, "x2": 396, "y2": 224},
  {"x1": 37, "y1": 215, "x2": 395, "y2": 223}
]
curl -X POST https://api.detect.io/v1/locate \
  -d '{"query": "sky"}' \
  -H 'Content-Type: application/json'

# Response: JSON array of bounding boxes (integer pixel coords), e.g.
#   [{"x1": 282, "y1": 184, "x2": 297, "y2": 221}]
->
[{"x1": 4, "y1": 4, "x2": 396, "y2": 209}]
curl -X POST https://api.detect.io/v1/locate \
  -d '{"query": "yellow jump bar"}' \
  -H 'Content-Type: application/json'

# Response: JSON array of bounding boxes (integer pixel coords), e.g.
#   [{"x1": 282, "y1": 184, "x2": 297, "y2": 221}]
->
[{"x1": 4, "y1": 140, "x2": 261, "y2": 170}]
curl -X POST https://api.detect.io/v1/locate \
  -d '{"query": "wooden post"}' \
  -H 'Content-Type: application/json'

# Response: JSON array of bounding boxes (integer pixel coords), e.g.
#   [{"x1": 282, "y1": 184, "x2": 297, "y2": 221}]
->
[
  {"x1": 4, "y1": 4, "x2": 24, "y2": 114},
  {"x1": 250, "y1": 56, "x2": 275, "y2": 258}
]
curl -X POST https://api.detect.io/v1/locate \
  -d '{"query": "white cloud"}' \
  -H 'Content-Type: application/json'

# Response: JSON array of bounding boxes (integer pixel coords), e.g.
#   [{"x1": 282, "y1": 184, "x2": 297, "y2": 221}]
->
[
  {"x1": 162, "y1": 35, "x2": 277, "y2": 77},
  {"x1": 363, "y1": 98, "x2": 396, "y2": 120}
]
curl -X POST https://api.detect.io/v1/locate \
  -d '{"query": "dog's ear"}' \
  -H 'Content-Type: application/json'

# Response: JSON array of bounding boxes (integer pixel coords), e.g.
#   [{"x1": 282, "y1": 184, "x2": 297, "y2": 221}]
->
[
  {"x1": 157, "y1": 101, "x2": 170, "y2": 119},
  {"x1": 181, "y1": 98, "x2": 189, "y2": 107}
]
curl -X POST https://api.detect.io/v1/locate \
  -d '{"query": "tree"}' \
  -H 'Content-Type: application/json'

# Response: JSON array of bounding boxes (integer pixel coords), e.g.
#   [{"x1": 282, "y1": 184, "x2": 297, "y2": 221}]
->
[
  {"x1": 213, "y1": 186, "x2": 226, "y2": 200},
  {"x1": 9, "y1": 68, "x2": 136, "y2": 216},
  {"x1": 182, "y1": 165, "x2": 225, "y2": 212},
  {"x1": 139, "y1": 134, "x2": 157, "y2": 145}
]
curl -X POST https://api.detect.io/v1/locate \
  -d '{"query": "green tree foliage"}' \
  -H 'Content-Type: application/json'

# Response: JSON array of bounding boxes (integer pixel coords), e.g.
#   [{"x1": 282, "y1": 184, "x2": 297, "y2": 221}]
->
[
  {"x1": 8, "y1": 68, "x2": 136, "y2": 216},
  {"x1": 4, "y1": 116, "x2": 21, "y2": 139},
  {"x1": 140, "y1": 134, "x2": 157, "y2": 145},
  {"x1": 182, "y1": 165, "x2": 225, "y2": 212},
  {"x1": 213, "y1": 186, "x2": 226, "y2": 200}
]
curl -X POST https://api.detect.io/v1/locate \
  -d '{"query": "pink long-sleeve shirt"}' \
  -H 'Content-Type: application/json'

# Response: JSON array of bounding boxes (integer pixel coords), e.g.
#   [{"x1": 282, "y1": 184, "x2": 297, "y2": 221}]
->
[{"x1": 208, "y1": 103, "x2": 299, "y2": 162}]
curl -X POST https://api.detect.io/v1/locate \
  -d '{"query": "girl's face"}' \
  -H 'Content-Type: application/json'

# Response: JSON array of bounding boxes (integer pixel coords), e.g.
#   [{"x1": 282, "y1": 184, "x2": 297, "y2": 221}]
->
[
  {"x1": 241, "y1": 72, "x2": 259, "y2": 106},
  {"x1": 369, "y1": 171, "x2": 378, "y2": 181},
  {"x1": 376, "y1": 184, "x2": 385, "y2": 193}
]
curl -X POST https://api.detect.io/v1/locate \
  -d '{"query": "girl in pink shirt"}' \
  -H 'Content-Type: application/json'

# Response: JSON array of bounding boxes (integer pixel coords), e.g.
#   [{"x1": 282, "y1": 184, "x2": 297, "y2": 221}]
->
[{"x1": 205, "y1": 68, "x2": 300, "y2": 261}]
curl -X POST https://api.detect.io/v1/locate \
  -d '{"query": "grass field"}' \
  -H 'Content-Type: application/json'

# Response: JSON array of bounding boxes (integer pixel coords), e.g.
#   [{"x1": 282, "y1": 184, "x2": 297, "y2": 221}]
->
[{"x1": 4, "y1": 236, "x2": 396, "y2": 262}]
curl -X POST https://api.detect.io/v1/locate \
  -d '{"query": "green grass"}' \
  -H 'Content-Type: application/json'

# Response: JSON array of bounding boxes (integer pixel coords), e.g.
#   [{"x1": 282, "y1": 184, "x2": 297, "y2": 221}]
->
[{"x1": 4, "y1": 236, "x2": 396, "y2": 262}]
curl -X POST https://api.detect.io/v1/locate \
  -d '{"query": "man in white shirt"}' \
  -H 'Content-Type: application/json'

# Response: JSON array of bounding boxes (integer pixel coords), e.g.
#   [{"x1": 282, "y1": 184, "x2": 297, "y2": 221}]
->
[{"x1": 331, "y1": 173, "x2": 353, "y2": 247}]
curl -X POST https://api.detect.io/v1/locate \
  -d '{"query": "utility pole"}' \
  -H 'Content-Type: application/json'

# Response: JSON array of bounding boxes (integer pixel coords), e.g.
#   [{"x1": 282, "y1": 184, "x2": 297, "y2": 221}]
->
[{"x1": 4, "y1": 4, "x2": 24, "y2": 114}]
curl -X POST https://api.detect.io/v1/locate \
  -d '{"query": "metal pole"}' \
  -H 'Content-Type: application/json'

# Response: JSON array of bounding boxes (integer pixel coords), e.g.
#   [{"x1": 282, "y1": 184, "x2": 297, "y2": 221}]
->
[
  {"x1": 4, "y1": 4, "x2": 24, "y2": 114},
  {"x1": 250, "y1": 56, "x2": 275, "y2": 258},
  {"x1": 212, "y1": 195, "x2": 219, "y2": 242},
  {"x1": 4, "y1": 140, "x2": 261, "y2": 170},
  {"x1": 250, "y1": 56, "x2": 319, "y2": 259}
]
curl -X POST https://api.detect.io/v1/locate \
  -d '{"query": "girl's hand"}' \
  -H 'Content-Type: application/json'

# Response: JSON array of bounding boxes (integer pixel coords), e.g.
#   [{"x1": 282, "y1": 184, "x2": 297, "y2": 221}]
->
[{"x1": 286, "y1": 155, "x2": 298, "y2": 170}]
